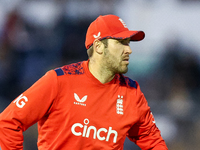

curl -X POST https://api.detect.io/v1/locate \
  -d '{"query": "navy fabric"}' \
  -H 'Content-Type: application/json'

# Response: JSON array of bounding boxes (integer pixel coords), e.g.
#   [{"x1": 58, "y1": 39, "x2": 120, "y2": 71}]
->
[{"x1": 55, "y1": 68, "x2": 64, "y2": 76}]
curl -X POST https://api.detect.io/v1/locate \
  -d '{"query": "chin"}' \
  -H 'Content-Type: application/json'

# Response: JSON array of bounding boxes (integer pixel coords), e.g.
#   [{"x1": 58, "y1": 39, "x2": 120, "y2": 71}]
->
[{"x1": 118, "y1": 68, "x2": 128, "y2": 74}]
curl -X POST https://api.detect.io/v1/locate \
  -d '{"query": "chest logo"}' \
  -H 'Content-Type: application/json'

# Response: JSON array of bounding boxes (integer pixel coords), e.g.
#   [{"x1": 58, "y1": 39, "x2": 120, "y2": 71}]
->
[
  {"x1": 116, "y1": 95, "x2": 123, "y2": 115},
  {"x1": 71, "y1": 118, "x2": 118, "y2": 143},
  {"x1": 74, "y1": 93, "x2": 87, "y2": 106}
]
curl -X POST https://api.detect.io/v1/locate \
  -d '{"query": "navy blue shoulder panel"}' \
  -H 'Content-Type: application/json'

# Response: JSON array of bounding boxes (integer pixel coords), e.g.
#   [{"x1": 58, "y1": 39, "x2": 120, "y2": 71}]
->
[
  {"x1": 62, "y1": 62, "x2": 84, "y2": 75},
  {"x1": 55, "y1": 68, "x2": 65, "y2": 76},
  {"x1": 54, "y1": 62, "x2": 84, "y2": 76},
  {"x1": 127, "y1": 78, "x2": 137, "y2": 89},
  {"x1": 118, "y1": 74, "x2": 137, "y2": 89}
]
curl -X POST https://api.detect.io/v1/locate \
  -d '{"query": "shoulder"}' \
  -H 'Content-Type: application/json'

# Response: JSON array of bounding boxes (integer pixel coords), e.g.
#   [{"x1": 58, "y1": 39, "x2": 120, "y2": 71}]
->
[
  {"x1": 117, "y1": 74, "x2": 138, "y2": 89},
  {"x1": 54, "y1": 61, "x2": 85, "y2": 76}
]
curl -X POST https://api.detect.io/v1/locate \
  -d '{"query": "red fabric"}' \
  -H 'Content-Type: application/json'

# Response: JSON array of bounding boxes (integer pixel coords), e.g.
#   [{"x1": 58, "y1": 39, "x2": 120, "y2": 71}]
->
[
  {"x1": 0, "y1": 60, "x2": 167, "y2": 150},
  {"x1": 85, "y1": 14, "x2": 145, "y2": 49}
]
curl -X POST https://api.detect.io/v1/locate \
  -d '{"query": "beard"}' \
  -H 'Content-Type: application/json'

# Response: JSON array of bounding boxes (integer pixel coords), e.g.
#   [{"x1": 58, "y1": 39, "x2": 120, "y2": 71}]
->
[
  {"x1": 103, "y1": 49, "x2": 129, "y2": 74},
  {"x1": 118, "y1": 65, "x2": 128, "y2": 74}
]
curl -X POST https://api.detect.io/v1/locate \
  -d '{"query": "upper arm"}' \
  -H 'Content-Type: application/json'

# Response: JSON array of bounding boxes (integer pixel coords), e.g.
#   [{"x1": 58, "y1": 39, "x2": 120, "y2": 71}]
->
[
  {"x1": 2, "y1": 70, "x2": 58, "y2": 128},
  {"x1": 127, "y1": 83, "x2": 168, "y2": 150},
  {"x1": 0, "y1": 70, "x2": 58, "y2": 149}
]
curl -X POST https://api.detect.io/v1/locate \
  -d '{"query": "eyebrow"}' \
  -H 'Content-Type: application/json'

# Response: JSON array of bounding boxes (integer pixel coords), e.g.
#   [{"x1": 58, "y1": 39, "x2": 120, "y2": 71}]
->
[{"x1": 118, "y1": 38, "x2": 130, "y2": 43}]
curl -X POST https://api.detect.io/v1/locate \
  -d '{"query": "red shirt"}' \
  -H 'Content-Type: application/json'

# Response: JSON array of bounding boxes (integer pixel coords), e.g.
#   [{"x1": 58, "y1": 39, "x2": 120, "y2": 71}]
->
[{"x1": 0, "y1": 60, "x2": 168, "y2": 150}]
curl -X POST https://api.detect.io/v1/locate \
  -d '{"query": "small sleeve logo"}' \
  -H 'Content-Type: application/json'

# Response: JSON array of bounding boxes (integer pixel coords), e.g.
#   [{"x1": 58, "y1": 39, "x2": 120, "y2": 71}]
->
[{"x1": 13, "y1": 94, "x2": 28, "y2": 108}]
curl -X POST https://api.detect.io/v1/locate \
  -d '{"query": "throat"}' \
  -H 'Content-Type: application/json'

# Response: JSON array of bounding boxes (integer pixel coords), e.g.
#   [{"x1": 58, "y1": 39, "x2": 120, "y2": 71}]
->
[
  {"x1": 99, "y1": 73, "x2": 115, "y2": 84},
  {"x1": 92, "y1": 69, "x2": 115, "y2": 84},
  {"x1": 89, "y1": 62, "x2": 115, "y2": 84}
]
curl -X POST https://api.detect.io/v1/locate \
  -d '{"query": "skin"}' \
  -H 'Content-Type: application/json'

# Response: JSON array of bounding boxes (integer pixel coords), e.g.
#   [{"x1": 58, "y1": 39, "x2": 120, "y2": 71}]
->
[{"x1": 88, "y1": 38, "x2": 132, "y2": 84}]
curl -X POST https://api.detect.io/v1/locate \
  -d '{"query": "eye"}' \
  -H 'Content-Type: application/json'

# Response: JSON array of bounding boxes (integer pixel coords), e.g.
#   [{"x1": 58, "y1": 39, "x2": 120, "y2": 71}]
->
[{"x1": 118, "y1": 39, "x2": 130, "y2": 45}]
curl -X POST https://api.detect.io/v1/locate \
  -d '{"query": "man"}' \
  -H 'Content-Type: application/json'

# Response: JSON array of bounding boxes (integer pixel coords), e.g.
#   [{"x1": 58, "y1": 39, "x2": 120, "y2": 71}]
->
[{"x1": 0, "y1": 14, "x2": 168, "y2": 149}]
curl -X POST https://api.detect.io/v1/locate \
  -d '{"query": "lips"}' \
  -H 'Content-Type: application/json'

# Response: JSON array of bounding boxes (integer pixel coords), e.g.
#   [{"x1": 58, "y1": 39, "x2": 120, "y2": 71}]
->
[
  {"x1": 122, "y1": 57, "x2": 129, "y2": 64},
  {"x1": 123, "y1": 58, "x2": 129, "y2": 61},
  {"x1": 123, "y1": 57, "x2": 129, "y2": 61}
]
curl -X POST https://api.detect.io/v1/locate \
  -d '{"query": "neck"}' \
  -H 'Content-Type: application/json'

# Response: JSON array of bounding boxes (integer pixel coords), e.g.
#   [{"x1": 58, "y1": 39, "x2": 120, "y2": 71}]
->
[{"x1": 88, "y1": 59, "x2": 115, "y2": 84}]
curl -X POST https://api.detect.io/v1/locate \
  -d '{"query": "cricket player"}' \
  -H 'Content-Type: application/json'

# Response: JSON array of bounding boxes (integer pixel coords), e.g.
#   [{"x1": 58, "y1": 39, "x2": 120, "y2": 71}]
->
[{"x1": 0, "y1": 14, "x2": 168, "y2": 150}]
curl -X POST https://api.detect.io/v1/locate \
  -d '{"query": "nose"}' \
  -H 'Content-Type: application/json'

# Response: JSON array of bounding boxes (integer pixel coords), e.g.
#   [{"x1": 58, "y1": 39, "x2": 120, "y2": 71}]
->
[{"x1": 124, "y1": 45, "x2": 132, "y2": 54}]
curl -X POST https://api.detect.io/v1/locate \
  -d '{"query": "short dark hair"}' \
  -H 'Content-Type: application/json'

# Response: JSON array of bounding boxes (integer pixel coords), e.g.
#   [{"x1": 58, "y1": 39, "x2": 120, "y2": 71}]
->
[
  {"x1": 87, "y1": 45, "x2": 94, "y2": 58},
  {"x1": 101, "y1": 38, "x2": 108, "y2": 48}
]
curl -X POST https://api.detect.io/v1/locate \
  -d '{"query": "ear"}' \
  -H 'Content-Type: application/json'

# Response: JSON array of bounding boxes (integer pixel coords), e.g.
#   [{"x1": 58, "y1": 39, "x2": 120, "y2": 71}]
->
[{"x1": 93, "y1": 39, "x2": 103, "y2": 54}]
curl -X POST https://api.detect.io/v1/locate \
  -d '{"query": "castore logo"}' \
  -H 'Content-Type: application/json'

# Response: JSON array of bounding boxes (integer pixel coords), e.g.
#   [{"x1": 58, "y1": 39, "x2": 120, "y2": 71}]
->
[
  {"x1": 93, "y1": 32, "x2": 101, "y2": 39},
  {"x1": 74, "y1": 93, "x2": 87, "y2": 106}
]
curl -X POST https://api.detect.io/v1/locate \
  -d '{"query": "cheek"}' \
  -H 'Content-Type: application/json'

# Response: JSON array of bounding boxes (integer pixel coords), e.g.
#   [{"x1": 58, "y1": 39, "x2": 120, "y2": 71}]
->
[
  {"x1": 111, "y1": 52, "x2": 122, "y2": 63},
  {"x1": 104, "y1": 53, "x2": 117, "y2": 66},
  {"x1": 105, "y1": 47, "x2": 122, "y2": 62},
  {"x1": 114, "y1": 47, "x2": 124, "y2": 57}
]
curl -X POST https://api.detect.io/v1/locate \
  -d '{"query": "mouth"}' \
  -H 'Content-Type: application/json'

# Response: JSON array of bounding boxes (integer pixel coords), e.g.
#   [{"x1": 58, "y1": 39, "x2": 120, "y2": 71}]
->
[
  {"x1": 123, "y1": 58, "x2": 129, "y2": 61},
  {"x1": 122, "y1": 57, "x2": 129, "y2": 64}
]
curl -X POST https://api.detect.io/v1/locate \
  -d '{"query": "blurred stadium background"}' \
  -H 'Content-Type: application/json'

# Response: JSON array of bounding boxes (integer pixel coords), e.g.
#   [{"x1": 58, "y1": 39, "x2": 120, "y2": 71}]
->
[{"x1": 0, "y1": 0, "x2": 200, "y2": 149}]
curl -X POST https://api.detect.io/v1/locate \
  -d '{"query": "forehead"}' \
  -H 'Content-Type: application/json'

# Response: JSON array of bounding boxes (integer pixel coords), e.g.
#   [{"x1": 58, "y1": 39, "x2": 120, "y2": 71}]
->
[{"x1": 107, "y1": 39, "x2": 117, "y2": 43}]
